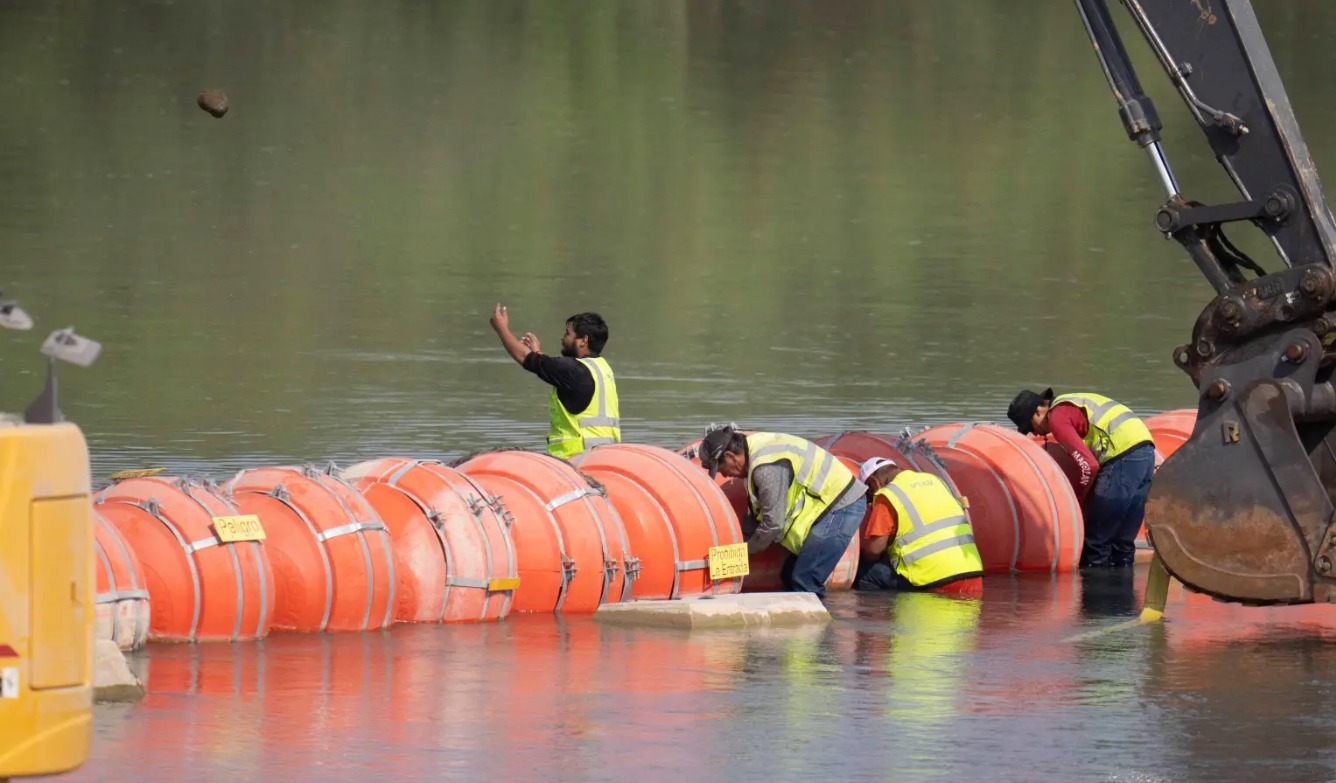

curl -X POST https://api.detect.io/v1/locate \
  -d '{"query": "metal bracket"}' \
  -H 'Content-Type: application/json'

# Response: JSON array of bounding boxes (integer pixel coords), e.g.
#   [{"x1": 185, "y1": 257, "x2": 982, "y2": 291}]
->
[
  {"x1": 268, "y1": 484, "x2": 291, "y2": 502},
  {"x1": 487, "y1": 496, "x2": 514, "y2": 527}
]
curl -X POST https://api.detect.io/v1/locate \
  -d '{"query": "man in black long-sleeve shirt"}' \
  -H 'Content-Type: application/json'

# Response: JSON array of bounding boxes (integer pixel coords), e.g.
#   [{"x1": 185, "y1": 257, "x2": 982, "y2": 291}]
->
[{"x1": 489, "y1": 304, "x2": 621, "y2": 458}]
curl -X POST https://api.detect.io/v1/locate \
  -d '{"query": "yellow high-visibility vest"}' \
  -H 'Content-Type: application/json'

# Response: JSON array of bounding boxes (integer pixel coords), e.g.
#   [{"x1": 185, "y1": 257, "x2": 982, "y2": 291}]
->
[
  {"x1": 745, "y1": 433, "x2": 853, "y2": 554},
  {"x1": 1052, "y1": 392, "x2": 1153, "y2": 463},
  {"x1": 547, "y1": 357, "x2": 620, "y2": 459},
  {"x1": 876, "y1": 470, "x2": 983, "y2": 588}
]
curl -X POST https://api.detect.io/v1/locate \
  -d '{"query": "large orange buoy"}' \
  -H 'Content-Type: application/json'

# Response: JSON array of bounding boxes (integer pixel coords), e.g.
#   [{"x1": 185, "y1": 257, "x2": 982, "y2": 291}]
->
[
  {"x1": 815, "y1": 431, "x2": 965, "y2": 500},
  {"x1": 570, "y1": 443, "x2": 744, "y2": 599},
  {"x1": 95, "y1": 476, "x2": 275, "y2": 643},
  {"x1": 456, "y1": 449, "x2": 633, "y2": 614},
  {"x1": 224, "y1": 465, "x2": 396, "y2": 633},
  {"x1": 1146, "y1": 408, "x2": 1197, "y2": 463},
  {"x1": 342, "y1": 458, "x2": 519, "y2": 624},
  {"x1": 92, "y1": 507, "x2": 151, "y2": 651},
  {"x1": 916, "y1": 423, "x2": 1082, "y2": 573},
  {"x1": 678, "y1": 436, "x2": 859, "y2": 592}
]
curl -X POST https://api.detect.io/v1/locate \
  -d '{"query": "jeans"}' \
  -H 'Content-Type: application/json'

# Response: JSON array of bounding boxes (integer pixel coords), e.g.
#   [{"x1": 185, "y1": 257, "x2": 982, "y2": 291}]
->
[
  {"x1": 1081, "y1": 443, "x2": 1156, "y2": 568},
  {"x1": 853, "y1": 558, "x2": 899, "y2": 591},
  {"x1": 784, "y1": 496, "x2": 868, "y2": 599}
]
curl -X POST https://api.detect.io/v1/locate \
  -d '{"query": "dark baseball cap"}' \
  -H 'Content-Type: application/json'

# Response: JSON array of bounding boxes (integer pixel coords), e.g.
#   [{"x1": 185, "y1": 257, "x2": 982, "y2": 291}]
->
[
  {"x1": 1008, "y1": 387, "x2": 1054, "y2": 435},
  {"x1": 698, "y1": 425, "x2": 736, "y2": 478}
]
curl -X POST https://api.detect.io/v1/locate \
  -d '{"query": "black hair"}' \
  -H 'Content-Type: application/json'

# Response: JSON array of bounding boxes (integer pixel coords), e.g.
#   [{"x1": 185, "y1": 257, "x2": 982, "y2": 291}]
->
[{"x1": 566, "y1": 312, "x2": 609, "y2": 355}]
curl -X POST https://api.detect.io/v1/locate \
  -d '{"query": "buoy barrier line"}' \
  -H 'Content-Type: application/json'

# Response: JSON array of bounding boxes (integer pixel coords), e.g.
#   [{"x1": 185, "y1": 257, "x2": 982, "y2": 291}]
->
[
  {"x1": 257, "y1": 482, "x2": 338, "y2": 631},
  {"x1": 341, "y1": 457, "x2": 519, "y2": 623},
  {"x1": 546, "y1": 478, "x2": 630, "y2": 605},
  {"x1": 916, "y1": 423, "x2": 1081, "y2": 574},
  {"x1": 815, "y1": 431, "x2": 965, "y2": 500},
  {"x1": 573, "y1": 443, "x2": 743, "y2": 599},
  {"x1": 915, "y1": 435, "x2": 1021, "y2": 572},
  {"x1": 1005, "y1": 431, "x2": 1074, "y2": 574},
  {"x1": 456, "y1": 449, "x2": 633, "y2": 613},
  {"x1": 308, "y1": 464, "x2": 397, "y2": 632},
  {"x1": 472, "y1": 470, "x2": 572, "y2": 613},
  {"x1": 95, "y1": 476, "x2": 274, "y2": 643},
  {"x1": 92, "y1": 509, "x2": 151, "y2": 650},
  {"x1": 224, "y1": 466, "x2": 396, "y2": 633}
]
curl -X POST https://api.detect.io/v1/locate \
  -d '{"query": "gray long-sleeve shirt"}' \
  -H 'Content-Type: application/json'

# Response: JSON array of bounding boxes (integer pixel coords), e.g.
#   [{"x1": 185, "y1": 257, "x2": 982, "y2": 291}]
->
[{"x1": 742, "y1": 460, "x2": 867, "y2": 554}]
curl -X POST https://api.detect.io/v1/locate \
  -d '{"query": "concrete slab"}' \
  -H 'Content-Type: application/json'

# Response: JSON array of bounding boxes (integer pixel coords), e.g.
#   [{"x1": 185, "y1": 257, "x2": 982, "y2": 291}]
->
[
  {"x1": 93, "y1": 638, "x2": 145, "y2": 703},
  {"x1": 593, "y1": 592, "x2": 831, "y2": 630}
]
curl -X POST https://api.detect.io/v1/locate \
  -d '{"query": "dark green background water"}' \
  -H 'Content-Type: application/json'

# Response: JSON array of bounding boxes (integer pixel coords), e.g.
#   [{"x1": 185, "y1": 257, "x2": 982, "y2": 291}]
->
[{"x1": 15, "y1": 1, "x2": 1336, "y2": 478}]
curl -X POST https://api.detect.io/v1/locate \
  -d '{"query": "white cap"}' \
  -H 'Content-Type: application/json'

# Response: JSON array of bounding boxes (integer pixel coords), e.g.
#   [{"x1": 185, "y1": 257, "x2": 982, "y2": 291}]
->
[{"x1": 857, "y1": 456, "x2": 898, "y2": 484}]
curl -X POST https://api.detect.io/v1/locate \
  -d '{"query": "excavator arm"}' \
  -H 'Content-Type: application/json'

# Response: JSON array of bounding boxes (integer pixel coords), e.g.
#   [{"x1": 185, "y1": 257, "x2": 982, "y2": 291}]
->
[{"x1": 1075, "y1": 0, "x2": 1336, "y2": 604}]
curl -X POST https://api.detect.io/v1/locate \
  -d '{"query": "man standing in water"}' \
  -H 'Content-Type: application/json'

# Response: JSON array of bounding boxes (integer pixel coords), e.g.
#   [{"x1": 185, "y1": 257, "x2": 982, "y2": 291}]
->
[
  {"x1": 697, "y1": 424, "x2": 867, "y2": 598},
  {"x1": 1007, "y1": 388, "x2": 1155, "y2": 568},
  {"x1": 489, "y1": 304, "x2": 620, "y2": 459}
]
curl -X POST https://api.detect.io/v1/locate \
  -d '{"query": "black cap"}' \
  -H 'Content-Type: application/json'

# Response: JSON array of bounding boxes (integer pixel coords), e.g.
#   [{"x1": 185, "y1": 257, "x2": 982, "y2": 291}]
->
[
  {"x1": 1007, "y1": 388, "x2": 1054, "y2": 435},
  {"x1": 698, "y1": 425, "x2": 736, "y2": 478}
]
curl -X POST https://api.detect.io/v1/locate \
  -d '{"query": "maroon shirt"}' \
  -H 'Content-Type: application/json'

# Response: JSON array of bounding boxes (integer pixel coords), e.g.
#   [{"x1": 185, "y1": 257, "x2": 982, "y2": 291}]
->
[{"x1": 1048, "y1": 403, "x2": 1098, "y2": 502}]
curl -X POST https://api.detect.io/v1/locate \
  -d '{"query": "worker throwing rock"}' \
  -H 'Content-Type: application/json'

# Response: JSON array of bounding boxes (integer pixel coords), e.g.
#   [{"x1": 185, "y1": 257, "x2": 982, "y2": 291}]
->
[
  {"x1": 697, "y1": 424, "x2": 866, "y2": 598},
  {"x1": 852, "y1": 456, "x2": 984, "y2": 597},
  {"x1": 1008, "y1": 388, "x2": 1155, "y2": 568}
]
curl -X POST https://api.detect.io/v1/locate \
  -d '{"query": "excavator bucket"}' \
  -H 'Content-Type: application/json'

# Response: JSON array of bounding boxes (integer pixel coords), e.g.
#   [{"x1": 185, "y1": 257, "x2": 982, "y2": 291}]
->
[
  {"x1": 1073, "y1": 0, "x2": 1336, "y2": 605},
  {"x1": 1148, "y1": 326, "x2": 1336, "y2": 605}
]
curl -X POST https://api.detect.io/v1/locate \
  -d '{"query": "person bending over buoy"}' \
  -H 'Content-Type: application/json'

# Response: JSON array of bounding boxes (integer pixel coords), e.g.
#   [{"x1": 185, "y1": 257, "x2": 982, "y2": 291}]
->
[
  {"x1": 852, "y1": 457, "x2": 984, "y2": 597},
  {"x1": 697, "y1": 424, "x2": 867, "y2": 598},
  {"x1": 1007, "y1": 388, "x2": 1155, "y2": 569},
  {"x1": 489, "y1": 304, "x2": 620, "y2": 459}
]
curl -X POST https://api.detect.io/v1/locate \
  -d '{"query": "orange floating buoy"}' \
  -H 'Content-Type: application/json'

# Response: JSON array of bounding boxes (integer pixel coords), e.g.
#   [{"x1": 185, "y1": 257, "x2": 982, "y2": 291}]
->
[
  {"x1": 678, "y1": 436, "x2": 859, "y2": 593},
  {"x1": 816, "y1": 431, "x2": 967, "y2": 502},
  {"x1": 456, "y1": 449, "x2": 633, "y2": 614},
  {"x1": 92, "y1": 506, "x2": 151, "y2": 651},
  {"x1": 342, "y1": 458, "x2": 519, "y2": 624},
  {"x1": 224, "y1": 465, "x2": 396, "y2": 633},
  {"x1": 570, "y1": 443, "x2": 744, "y2": 599},
  {"x1": 916, "y1": 423, "x2": 1083, "y2": 573},
  {"x1": 95, "y1": 476, "x2": 275, "y2": 643},
  {"x1": 1146, "y1": 408, "x2": 1197, "y2": 464}
]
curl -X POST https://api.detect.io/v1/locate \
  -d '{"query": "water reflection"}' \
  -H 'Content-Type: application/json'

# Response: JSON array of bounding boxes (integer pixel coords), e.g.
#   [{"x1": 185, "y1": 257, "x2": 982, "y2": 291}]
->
[{"x1": 62, "y1": 568, "x2": 1336, "y2": 781}]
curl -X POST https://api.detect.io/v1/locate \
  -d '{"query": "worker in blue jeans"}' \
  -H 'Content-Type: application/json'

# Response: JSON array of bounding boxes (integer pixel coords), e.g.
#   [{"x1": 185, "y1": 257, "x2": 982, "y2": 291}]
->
[
  {"x1": 697, "y1": 424, "x2": 867, "y2": 597},
  {"x1": 1008, "y1": 389, "x2": 1157, "y2": 567}
]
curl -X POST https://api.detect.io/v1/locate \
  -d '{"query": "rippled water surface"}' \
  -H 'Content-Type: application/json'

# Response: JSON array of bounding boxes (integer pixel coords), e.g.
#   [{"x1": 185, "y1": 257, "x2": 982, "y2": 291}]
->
[{"x1": 65, "y1": 566, "x2": 1336, "y2": 783}]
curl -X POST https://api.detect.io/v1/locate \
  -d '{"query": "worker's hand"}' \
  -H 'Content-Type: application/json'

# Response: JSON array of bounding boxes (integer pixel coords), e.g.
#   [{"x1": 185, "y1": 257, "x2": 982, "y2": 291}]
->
[
  {"x1": 521, "y1": 332, "x2": 541, "y2": 353},
  {"x1": 489, "y1": 303, "x2": 510, "y2": 333}
]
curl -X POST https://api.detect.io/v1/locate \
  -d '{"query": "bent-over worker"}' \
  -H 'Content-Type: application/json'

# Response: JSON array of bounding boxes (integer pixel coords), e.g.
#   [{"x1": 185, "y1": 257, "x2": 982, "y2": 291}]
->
[
  {"x1": 489, "y1": 304, "x2": 620, "y2": 458},
  {"x1": 1008, "y1": 387, "x2": 1155, "y2": 568},
  {"x1": 697, "y1": 424, "x2": 866, "y2": 598},
  {"x1": 852, "y1": 456, "x2": 984, "y2": 597}
]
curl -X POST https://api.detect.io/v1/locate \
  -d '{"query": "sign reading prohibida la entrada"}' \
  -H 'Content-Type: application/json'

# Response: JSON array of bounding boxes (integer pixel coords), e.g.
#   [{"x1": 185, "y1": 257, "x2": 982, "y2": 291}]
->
[{"x1": 708, "y1": 543, "x2": 750, "y2": 580}]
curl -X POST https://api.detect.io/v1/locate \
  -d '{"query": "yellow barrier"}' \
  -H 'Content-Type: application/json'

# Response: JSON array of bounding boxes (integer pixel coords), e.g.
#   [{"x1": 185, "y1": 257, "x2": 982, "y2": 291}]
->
[{"x1": 0, "y1": 419, "x2": 94, "y2": 779}]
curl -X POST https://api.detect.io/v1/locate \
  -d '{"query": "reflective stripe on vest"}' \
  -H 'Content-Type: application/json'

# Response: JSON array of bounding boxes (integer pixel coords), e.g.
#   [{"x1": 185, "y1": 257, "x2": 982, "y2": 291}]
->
[
  {"x1": 1051, "y1": 392, "x2": 1153, "y2": 464},
  {"x1": 878, "y1": 471, "x2": 983, "y2": 587},
  {"x1": 547, "y1": 357, "x2": 621, "y2": 459},
  {"x1": 744, "y1": 433, "x2": 853, "y2": 555}
]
